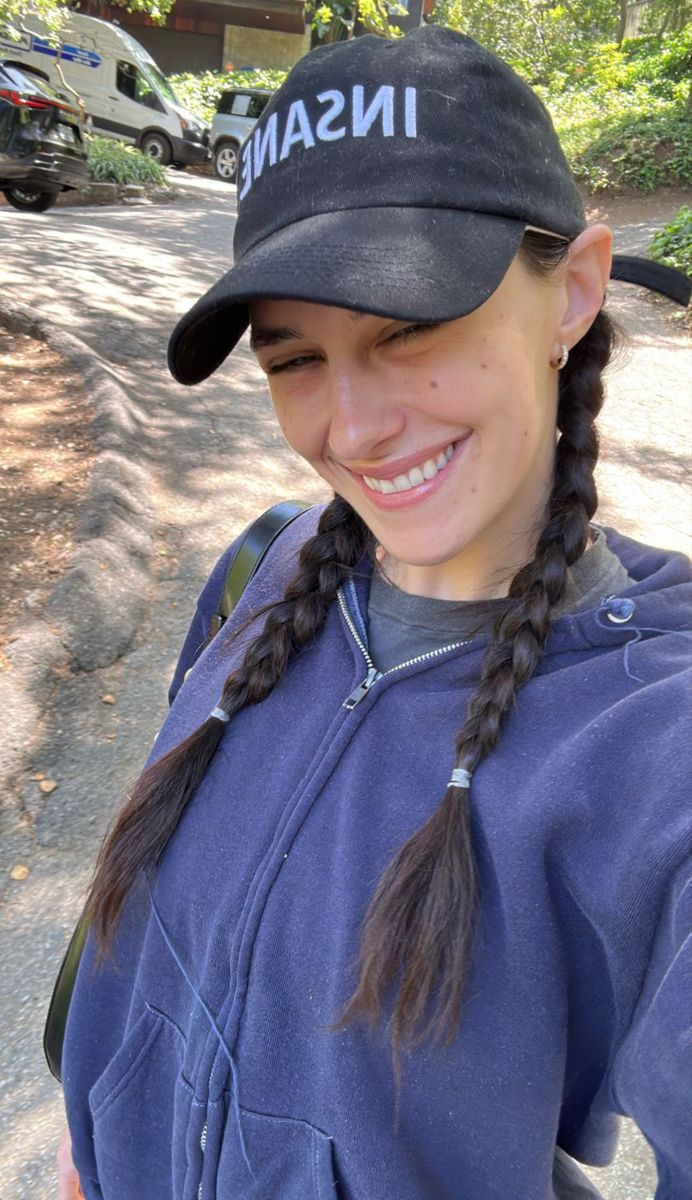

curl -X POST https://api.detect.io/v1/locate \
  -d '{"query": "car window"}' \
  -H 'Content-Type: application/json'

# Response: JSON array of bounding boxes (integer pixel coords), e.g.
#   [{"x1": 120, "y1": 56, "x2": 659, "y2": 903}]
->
[
  {"x1": 116, "y1": 60, "x2": 160, "y2": 109},
  {"x1": 116, "y1": 60, "x2": 136, "y2": 100},
  {"x1": 217, "y1": 91, "x2": 236, "y2": 116},
  {"x1": 0, "y1": 61, "x2": 61, "y2": 100},
  {"x1": 247, "y1": 95, "x2": 270, "y2": 119}
]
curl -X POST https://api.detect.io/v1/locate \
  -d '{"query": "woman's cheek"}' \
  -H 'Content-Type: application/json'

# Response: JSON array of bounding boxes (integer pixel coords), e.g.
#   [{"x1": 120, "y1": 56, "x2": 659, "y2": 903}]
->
[{"x1": 275, "y1": 408, "x2": 327, "y2": 467}]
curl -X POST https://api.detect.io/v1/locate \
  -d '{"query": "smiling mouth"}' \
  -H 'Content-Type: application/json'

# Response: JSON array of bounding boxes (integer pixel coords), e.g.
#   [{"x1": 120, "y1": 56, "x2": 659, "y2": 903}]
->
[{"x1": 360, "y1": 442, "x2": 457, "y2": 495}]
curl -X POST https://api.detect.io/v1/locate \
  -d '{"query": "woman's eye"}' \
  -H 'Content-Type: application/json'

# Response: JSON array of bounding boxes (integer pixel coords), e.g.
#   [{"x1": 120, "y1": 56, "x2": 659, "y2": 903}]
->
[
  {"x1": 384, "y1": 323, "x2": 438, "y2": 346},
  {"x1": 266, "y1": 354, "x2": 320, "y2": 376}
]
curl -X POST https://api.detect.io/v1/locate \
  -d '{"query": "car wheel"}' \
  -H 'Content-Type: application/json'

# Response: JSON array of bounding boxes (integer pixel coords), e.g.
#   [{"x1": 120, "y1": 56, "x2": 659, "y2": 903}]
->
[
  {"x1": 214, "y1": 141, "x2": 239, "y2": 183},
  {"x1": 140, "y1": 132, "x2": 172, "y2": 166},
  {"x1": 2, "y1": 188, "x2": 57, "y2": 212}
]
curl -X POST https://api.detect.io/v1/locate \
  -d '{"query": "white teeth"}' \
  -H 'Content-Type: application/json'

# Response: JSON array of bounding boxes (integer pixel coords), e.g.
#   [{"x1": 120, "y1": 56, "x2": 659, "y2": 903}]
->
[{"x1": 361, "y1": 442, "x2": 456, "y2": 495}]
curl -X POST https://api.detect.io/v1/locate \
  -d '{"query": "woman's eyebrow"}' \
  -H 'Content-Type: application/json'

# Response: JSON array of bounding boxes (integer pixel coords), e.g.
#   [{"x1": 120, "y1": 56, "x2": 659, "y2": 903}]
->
[{"x1": 249, "y1": 325, "x2": 304, "y2": 351}]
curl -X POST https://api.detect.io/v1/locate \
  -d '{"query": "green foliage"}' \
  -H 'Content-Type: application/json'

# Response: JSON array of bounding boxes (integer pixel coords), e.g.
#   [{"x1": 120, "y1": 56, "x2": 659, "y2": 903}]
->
[
  {"x1": 168, "y1": 69, "x2": 287, "y2": 126},
  {"x1": 427, "y1": 0, "x2": 691, "y2": 85},
  {"x1": 305, "y1": 0, "x2": 406, "y2": 44},
  {"x1": 565, "y1": 108, "x2": 690, "y2": 191},
  {"x1": 428, "y1": 0, "x2": 615, "y2": 82},
  {"x1": 309, "y1": 0, "x2": 354, "y2": 41},
  {"x1": 1, "y1": 0, "x2": 173, "y2": 35},
  {"x1": 355, "y1": 0, "x2": 406, "y2": 38},
  {"x1": 649, "y1": 206, "x2": 692, "y2": 276},
  {"x1": 549, "y1": 25, "x2": 692, "y2": 97},
  {"x1": 536, "y1": 33, "x2": 692, "y2": 191},
  {"x1": 87, "y1": 135, "x2": 169, "y2": 185}
]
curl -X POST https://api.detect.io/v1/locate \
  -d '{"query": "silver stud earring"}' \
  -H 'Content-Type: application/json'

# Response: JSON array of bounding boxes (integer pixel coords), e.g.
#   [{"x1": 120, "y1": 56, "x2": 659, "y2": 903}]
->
[{"x1": 552, "y1": 344, "x2": 569, "y2": 370}]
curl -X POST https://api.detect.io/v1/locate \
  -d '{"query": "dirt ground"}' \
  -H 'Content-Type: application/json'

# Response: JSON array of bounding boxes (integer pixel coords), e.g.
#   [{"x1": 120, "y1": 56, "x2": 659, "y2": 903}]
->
[{"x1": 0, "y1": 329, "x2": 96, "y2": 649}]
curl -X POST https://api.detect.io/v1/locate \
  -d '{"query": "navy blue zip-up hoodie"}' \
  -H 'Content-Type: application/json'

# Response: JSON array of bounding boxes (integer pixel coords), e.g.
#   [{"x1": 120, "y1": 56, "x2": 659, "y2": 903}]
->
[{"x1": 63, "y1": 509, "x2": 692, "y2": 1200}]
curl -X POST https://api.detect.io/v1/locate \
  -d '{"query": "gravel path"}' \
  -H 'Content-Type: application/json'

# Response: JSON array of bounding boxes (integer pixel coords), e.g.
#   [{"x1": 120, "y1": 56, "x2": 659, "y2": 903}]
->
[{"x1": 0, "y1": 176, "x2": 689, "y2": 1199}]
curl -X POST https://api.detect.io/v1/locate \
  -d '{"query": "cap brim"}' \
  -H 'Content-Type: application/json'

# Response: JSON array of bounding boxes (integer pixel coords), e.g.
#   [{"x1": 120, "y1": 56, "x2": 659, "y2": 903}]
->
[{"x1": 168, "y1": 208, "x2": 527, "y2": 386}]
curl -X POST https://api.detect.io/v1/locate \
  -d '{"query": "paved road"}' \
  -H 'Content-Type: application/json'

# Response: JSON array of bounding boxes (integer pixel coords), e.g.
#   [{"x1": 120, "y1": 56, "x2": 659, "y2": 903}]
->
[{"x1": 0, "y1": 173, "x2": 689, "y2": 1199}]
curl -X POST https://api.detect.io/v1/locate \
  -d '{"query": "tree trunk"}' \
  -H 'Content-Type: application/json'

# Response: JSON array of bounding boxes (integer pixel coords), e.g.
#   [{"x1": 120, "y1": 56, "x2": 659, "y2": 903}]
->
[{"x1": 616, "y1": 0, "x2": 628, "y2": 45}]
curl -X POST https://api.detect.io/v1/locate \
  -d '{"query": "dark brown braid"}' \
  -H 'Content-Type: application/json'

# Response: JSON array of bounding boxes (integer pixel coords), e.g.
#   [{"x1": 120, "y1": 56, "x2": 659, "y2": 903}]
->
[
  {"x1": 338, "y1": 291, "x2": 617, "y2": 1051},
  {"x1": 88, "y1": 495, "x2": 369, "y2": 946}
]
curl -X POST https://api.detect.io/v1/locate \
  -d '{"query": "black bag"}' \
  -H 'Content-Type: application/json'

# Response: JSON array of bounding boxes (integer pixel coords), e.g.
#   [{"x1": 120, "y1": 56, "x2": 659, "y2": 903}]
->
[{"x1": 43, "y1": 500, "x2": 310, "y2": 1083}]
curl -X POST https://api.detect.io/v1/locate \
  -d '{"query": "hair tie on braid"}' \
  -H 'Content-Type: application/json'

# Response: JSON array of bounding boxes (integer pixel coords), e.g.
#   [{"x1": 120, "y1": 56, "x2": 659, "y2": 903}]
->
[
  {"x1": 210, "y1": 705, "x2": 230, "y2": 723},
  {"x1": 449, "y1": 767, "x2": 473, "y2": 790}
]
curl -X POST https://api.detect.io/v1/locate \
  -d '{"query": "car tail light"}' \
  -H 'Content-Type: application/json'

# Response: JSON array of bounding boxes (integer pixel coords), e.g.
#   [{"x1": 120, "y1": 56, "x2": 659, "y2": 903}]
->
[{"x1": 0, "y1": 88, "x2": 78, "y2": 116}]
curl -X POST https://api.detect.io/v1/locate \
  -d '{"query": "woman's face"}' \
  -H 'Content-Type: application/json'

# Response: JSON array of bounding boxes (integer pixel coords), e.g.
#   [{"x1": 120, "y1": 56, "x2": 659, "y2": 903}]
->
[{"x1": 249, "y1": 255, "x2": 566, "y2": 599}]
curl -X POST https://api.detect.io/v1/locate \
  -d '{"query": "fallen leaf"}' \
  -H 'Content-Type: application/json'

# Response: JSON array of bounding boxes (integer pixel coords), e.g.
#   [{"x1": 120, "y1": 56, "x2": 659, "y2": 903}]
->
[
  {"x1": 39, "y1": 779, "x2": 58, "y2": 793},
  {"x1": 105, "y1": 732, "x2": 117, "y2": 740},
  {"x1": 101, "y1": 694, "x2": 116, "y2": 705},
  {"x1": 30, "y1": 771, "x2": 45, "y2": 781},
  {"x1": 10, "y1": 865, "x2": 29, "y2": 881}
]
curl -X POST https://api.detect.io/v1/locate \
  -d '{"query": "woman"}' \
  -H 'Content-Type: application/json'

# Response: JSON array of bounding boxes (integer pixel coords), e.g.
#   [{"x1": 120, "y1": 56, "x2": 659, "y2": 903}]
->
[{"x1": 58, "y1": 26, "x2": 691, "y2": 1200}]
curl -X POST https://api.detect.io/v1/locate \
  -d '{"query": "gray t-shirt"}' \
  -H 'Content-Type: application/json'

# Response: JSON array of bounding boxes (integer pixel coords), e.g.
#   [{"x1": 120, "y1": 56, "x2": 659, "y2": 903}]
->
[{"x1": 368, "y1": 528, "x2": 633, "y2": 672}]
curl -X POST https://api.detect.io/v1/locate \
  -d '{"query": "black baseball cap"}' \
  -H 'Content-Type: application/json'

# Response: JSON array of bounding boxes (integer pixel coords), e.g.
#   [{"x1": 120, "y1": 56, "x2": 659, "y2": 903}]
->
[{"x1": 168, "y1": 26, "x2": 688, "y2": 386}]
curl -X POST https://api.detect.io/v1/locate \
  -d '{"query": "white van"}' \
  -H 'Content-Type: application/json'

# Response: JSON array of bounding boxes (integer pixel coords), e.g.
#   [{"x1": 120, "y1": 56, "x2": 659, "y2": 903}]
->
[{"x1": 0, "y1": 13, "x2": 208, "y2": 167}]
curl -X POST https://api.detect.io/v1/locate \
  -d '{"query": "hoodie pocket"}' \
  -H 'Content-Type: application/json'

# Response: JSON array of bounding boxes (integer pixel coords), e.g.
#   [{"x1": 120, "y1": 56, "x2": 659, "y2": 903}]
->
[
  {"x1": 214, "y1": 1105, "x2": 338, "y2": 1200},
  {"x1": 89, "y1": 1004, "x2": 186, "y2": 1199}
]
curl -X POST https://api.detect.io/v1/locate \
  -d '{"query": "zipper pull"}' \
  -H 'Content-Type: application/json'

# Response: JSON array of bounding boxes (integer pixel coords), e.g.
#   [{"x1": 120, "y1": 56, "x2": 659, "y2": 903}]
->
[{"x1": 343, "y1": 667, "x2": 381, "y2": 710}]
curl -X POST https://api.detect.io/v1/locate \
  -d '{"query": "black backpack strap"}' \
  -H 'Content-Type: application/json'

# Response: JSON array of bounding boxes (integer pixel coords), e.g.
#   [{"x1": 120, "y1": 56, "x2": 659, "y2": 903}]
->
[
  {"x1": 43, "y1": 912, "x2": 90, "y2": 1083},
  {"x1": 209, "y1": 500, "x2": 312, "y2": 639},
  {"x1": 610, "y1": 255, "x2": 691, "y2": 308},
  {"x1": 44, "y1": 500, "x2": 312, "y2": 1084}
]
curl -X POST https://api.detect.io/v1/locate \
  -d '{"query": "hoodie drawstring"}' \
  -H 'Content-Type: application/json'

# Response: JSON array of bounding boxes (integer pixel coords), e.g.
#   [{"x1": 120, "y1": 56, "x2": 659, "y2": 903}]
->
[
  {"x1": 146, "y1": 879, "x2": 255, "y2": 1179},
  {"x1": 597, "y1": 597, "x2": 692, "y2": 683}
]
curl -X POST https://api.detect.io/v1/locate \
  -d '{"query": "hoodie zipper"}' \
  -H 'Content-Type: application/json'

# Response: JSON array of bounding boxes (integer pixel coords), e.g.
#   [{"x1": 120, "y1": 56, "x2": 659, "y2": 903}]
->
[{"x1": 337, "y1": 588, "x2": 470, "y2": 709}]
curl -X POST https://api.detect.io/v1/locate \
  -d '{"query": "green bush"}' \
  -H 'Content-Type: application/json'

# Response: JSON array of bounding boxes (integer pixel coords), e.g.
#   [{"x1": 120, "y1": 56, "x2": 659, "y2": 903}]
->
[
  {"x1": 649, "y1": 206, "x2": 692, "y2": 278},
  {"x1": 553, "y1": 104, "x2": 691, "y2": 192},
  {"x1": 169, "y1": 69, "x2": 286, "y2": 126},
  {"x1": 547, "y1": 28, "x2": 692, "y2": 99},
  {"x1": 535, "y1": 33, "x2": 692, "y2": 192},
  {"x1": 87, "y1": 136, "x2": 169, "y2": 186}
]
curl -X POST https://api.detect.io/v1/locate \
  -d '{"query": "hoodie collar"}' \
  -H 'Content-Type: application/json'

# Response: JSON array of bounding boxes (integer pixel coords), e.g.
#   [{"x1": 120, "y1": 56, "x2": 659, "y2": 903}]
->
[{"x1": 342, "y1": 529, "x2": 690, "y2": 660}]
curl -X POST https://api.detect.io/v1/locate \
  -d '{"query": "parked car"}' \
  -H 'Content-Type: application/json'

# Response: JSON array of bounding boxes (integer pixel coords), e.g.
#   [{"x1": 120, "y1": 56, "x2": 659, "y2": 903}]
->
[
  {"x1": 209, "y1": 88, "x2": 272, "y2": 183},
  {"x1": 0, "y1": 14, "x2": 208, "y2": 168},
  {"x1": 0, "y1": 60, "x2": 88, "y2": 211}
]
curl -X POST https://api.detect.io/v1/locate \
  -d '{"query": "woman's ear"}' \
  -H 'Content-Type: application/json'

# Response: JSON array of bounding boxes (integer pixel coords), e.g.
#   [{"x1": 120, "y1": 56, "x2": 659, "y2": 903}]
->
[{"x1": 558, "y1": 224, "x2": 613, "y2": 350}]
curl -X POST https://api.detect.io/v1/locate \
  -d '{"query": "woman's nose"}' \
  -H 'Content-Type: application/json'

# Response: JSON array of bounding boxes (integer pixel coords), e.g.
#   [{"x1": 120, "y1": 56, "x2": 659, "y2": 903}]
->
[{"x1": 326, "y1": 367, "x2": 404, "y2": 462}]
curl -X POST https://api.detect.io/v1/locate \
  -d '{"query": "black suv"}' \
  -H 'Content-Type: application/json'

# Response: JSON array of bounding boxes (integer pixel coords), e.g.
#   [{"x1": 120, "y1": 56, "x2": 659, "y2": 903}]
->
[{"x1": 0, "y1": 61, "x2": 89, "y2": 212}]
